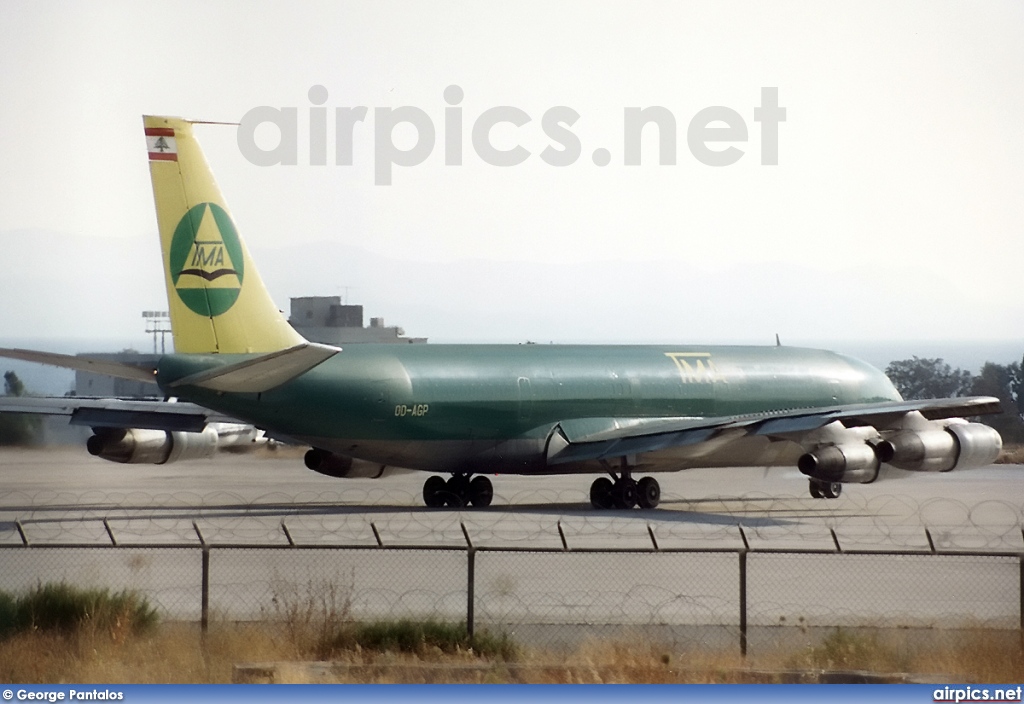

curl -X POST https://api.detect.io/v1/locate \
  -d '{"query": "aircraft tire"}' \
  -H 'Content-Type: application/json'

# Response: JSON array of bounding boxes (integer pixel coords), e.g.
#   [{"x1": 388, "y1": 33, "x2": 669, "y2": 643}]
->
[
  {"x1": 614, "y1": 478, "x2": 638, "y2": 509},
  {"x1": 423, "y1": 475, "x2": 447, "y2": 508},
  {"x1": 808, "y1": 481, "x2": 823, "y2": 499},
  {"x1": 823, "y1": 482, "x2": 842, "y2": 499},
  {"x1": 637, "y1": 476, "x2": 660, "y2": 509},
  {"x1": 590, "y1": 477, "x2": 614, "y2": 509},
  {"x1": 445, "y1": 475, "x2": 471, "y2": 508},
  {"x1": 469, "y1": 475, "x2": 494, "y2": 508}
]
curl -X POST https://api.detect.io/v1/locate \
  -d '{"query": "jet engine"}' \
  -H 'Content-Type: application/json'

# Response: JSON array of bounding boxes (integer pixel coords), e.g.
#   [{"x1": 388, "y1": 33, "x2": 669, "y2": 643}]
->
[
  {"x1": 797, "y1": 414, "x2": 1002, "y2": 484},
  {"x1": 795, "y1": 422, "x2": 883, "y2": 484},
  {"x1": 798, "y1": 442, "x2": 880, "y2": 484},
  {"x1": 304, "y1": 448, "x2": 400, "y2": 479},
  {"x1": 87, "y1": 427, "x2": 219, "y2": 464},
  {"x1": 875, "y1": 420, "x2": 1002, "y2": 472}
]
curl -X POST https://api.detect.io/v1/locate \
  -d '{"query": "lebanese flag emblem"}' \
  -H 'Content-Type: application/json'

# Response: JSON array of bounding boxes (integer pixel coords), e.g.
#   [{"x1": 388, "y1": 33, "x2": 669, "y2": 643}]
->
[{"x1": 146, "y1": 127, "x2": 178, "y2": 161}]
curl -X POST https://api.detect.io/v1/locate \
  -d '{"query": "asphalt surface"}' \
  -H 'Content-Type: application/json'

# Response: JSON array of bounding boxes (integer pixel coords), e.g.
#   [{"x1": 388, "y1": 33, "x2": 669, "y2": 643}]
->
[{"x1": 2, "y1": 446, "x2": 1021, "y2": 549}]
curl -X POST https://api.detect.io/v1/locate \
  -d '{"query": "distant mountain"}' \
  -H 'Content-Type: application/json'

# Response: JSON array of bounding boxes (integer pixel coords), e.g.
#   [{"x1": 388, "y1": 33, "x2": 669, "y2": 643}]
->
[
  {"x1": 1, "y1": 230, "x2": 1020, "y2": 381},
  {"x1": 248, "y1": 239, "x2": 1024, "y2": 354}
]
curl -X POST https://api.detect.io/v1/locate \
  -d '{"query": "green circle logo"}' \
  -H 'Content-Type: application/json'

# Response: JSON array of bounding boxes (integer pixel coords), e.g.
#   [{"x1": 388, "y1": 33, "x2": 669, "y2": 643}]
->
[{"x1": 169, "y1": 203, "x2": 245, "y2": 317}]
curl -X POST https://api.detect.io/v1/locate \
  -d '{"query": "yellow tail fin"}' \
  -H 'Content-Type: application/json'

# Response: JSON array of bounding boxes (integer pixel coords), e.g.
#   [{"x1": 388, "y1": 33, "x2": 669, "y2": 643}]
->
[{"x1": 144, "y1": 115, "x2": 304, "y2": 354}]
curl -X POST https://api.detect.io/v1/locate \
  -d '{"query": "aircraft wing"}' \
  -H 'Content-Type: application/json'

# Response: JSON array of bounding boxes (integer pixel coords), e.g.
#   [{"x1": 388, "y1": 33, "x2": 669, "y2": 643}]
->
[
  {"x1": 0, "y1": 396, "x2": 238, "y2": 433},
  {"x1": 545, "y1": 396, "x2": 1003, "y2": 465},
  {"x1": 0, "y1": 348, "x2": 158, "y2": 383}
]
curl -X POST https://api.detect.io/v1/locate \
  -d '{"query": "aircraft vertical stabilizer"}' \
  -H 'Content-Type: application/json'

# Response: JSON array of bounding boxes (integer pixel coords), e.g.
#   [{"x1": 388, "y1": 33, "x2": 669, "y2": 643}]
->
[{"x1": 143, "y1": 115, "x2": 304, "y2": 354}]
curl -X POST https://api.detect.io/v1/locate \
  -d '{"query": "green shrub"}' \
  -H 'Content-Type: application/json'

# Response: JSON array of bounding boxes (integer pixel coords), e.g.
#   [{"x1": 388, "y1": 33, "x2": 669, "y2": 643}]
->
[
  {"x1": 0, "y1": 591, "x2": 17, "y2": 638},
  {"x1": 327, "y1": 619, "x2": 517, "y2": 659},
  {"x1": 795, "y1": 627, "x2": 910, "y2": 672},
  {"x1": 0, "y1": 583, "x2": 158, "y2": 639}
]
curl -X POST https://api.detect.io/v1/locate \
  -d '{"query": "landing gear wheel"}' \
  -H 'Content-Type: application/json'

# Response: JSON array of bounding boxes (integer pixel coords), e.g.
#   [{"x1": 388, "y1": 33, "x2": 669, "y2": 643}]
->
[
  {"x1": 822, "y1": 482, "x2": 842, "y2": 499},
  {"x1": 423, "y1": 475, "x2": 447, "y2": 508},
  {"x1": 590, "y1": 477, "x2": 614, "y2": 509},
  {"x1": 445, "y1": 475, "x2": 471, "y2": 508},
  {"x1": 469, "y1": 475, "x2": 494, "y2": 508},
  {"x1": 808, "y1": 480, "x2": 823, "y2": 499},
  {"x1": 637, "y1": 476, "x2": 661, "y2": 509},
  {"x1": 614, "y1": 478, "x2": 638, "y2": 509}
]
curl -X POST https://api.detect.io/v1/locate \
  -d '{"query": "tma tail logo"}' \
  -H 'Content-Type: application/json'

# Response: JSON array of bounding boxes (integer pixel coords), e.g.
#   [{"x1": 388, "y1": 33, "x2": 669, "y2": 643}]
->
[{"x1": 169, "y1": 203, "x2": 245, "y2": 317}]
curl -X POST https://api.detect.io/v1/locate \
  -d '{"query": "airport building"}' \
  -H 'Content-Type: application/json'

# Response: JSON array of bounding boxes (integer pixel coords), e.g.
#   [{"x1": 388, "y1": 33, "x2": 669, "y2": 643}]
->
[
  {"x1": 73, "y1": 297, "x2": 425, "y2": 397},
  {"x1": 287, "y1": 297, "x2": 426, "y2": 346}
]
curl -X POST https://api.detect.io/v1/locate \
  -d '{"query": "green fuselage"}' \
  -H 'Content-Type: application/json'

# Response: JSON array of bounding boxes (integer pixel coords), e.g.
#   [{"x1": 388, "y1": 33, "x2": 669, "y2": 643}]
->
[{"x1": 157, "y1": 344, "x2": 901, "y2": 474}]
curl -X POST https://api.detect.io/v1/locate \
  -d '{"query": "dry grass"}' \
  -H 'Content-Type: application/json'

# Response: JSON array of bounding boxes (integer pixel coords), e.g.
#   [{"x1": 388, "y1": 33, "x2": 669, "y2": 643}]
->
[
  {"x1": 3, "y1": 577, "x2": 1020, "y2": 683},
  {"x1": 1, "y1": 623, "x2": 1021, "y2": 684},
  {"x1": 782, "y1": 628, "x2": 1024, "y2": 682}
]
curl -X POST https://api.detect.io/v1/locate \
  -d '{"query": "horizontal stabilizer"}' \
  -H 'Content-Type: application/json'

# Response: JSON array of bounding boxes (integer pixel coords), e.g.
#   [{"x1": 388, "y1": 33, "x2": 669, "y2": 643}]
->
[
  {"x1": 0, "y1": 348, "x2": 157, "y2": 384},
  {"x1": 168, "y1": 343, "x2": 340, "y2": 393}
]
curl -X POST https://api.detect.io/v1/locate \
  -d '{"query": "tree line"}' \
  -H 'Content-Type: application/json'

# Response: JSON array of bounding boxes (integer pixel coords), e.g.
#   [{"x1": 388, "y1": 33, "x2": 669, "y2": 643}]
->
[
  {"x1": 885, "y1": 356, "x2": 1024, "y2": 443},
  {"x1": 0, "y1": 371, "x2": 41, "y2": 445}
]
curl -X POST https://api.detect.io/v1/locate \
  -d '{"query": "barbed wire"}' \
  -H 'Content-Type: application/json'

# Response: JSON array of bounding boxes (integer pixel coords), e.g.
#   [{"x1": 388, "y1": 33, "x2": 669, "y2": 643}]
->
[{"x1": 2, "y1": 487, "x2": 1021, "y2": 549}]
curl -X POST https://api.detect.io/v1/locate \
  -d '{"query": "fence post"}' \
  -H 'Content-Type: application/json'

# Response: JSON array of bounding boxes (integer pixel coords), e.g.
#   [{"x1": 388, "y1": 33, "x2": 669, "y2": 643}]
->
[
  {"x1": 467, "y1": 549, "x2": 476, "y2": 640},
  {"x1": 193, "y1": 521, "x2": 209, "y2": 635},
  {"x1": 201, "y1": 547, "x2": 210, "y2": 634},
  {"x1": 103, "y1": 519, "x2": 117, "y2": 546},
  {"x1": 462, "y1": 523, "x2": 475, "y2": 640},
  {"x1": 15, "y1": 520, "x2": 28, "y2": 547},
  {"x1": 1019, "y1": 554, "x2": 1023, "y2": 655},
  {"x1": 738, "y1": 525, "x2": 750, "y2": 658}
]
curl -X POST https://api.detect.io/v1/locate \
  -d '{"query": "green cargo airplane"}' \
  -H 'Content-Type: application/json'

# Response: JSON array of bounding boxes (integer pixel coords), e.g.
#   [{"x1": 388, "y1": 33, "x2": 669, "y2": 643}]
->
[{"x1": 0, "y1": 116, "x2": 1004, "y2": 510}]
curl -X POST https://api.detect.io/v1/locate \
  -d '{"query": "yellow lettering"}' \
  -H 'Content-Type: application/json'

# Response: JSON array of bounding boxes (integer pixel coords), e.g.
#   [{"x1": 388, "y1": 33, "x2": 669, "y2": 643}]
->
[{"x1": 665, "y1": 352, "x2": 722, "y2": 384}]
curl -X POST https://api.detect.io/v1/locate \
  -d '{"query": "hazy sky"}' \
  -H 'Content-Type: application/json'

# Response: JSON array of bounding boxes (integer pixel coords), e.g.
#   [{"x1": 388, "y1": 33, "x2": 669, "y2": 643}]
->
[{"x1": 1, "y1": 1, "x2": 1022, "y2": 350}]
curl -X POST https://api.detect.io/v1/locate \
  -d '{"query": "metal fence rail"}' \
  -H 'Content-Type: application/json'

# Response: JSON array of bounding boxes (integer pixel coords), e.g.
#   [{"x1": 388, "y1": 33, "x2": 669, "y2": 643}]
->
[{"x1": 1, "y1": 521, "x2": 1021, "y2": 655}]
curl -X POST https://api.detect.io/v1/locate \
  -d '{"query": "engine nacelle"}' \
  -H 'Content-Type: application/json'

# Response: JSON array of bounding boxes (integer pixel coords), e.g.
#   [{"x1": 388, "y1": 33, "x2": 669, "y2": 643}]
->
[
  {"x1": 798, "y1": 443, "x2": 880, "y2": 484},
  {"x1": 304, "y1": 448, "x2": 397, "y2": 479},
  {"x1": 949, "y1": 422, "x2": 1003, "y2": 470},
  {"x1": 87, "y1": 427, "x2": 219, "y2": 464},
  {"x1": 877, "y1": 421, "x2": 1001, "y2": 472}
]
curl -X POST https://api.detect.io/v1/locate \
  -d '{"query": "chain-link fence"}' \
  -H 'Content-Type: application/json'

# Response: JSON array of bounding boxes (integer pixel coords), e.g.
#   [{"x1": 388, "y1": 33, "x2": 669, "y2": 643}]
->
[{"x1": 1, "y1": 521, "x2": 1020, "y2": 655}]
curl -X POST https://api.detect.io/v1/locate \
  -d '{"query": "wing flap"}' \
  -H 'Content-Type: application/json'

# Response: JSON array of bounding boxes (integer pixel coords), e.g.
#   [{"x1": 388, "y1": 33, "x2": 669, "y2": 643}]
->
[
  {"x1": 548, "y1": 426, "x2": 720, "y2": 464},
  {"x1": 168, "y1": 343, "x2": 340, "y2": 393},
  {"x1": 545, "y1": 396, "x2": 1002, "y2": 466},
  {"x1": 752, "y1": 396, "x2": 1003, "y2": 436}
]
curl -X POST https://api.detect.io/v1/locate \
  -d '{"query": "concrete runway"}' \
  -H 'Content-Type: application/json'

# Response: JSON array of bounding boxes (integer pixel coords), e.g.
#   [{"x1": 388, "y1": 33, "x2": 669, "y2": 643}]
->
[
  {"x1": 1, "y1": 447, "x2": 1021, "y2": 636},
  {"x1": 1, "y1": 447, "x2": 1022, "y2": 550}
]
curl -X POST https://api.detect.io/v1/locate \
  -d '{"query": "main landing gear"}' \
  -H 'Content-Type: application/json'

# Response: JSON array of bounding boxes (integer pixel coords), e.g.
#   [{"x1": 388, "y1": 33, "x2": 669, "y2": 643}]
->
[
  {"x1": 589, "y1": 471, "x2": 661, "y2": 510},
  {"x1": 808, "y1": 478, "x2": 842, "y2": 499},
  {"x1": 422, "y1": 474, "x2": 494, "y2": 508}
]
